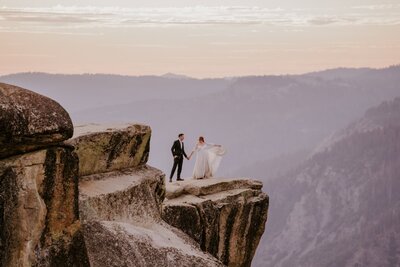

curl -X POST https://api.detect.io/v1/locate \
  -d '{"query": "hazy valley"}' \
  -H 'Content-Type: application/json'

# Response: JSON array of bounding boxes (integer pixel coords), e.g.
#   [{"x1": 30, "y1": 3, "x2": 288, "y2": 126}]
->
[{"x1": 2, "y1": 65, "x2": 400, "y2": 266}]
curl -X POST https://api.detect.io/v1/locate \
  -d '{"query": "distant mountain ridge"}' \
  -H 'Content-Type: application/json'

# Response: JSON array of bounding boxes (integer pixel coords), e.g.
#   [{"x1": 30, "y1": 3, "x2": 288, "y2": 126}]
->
[
  {"x1": 161, "y1": 72, "x2": 193, "y2": 80},
  {"x1": 1, "y1": 66, "x2": 399, "y2": 180},
  {"x1": 0, "y1": 72, "x2": 232, "y2": 112},
  {"x1": 1, "y1": 66, "x2": 400, "y2": 266},
  {"x1": 312, "y1": 97, "x2": 400, "y2": 157},
  {"x1": 253, "y1": 97, "x2": 400, "y2": 266}
]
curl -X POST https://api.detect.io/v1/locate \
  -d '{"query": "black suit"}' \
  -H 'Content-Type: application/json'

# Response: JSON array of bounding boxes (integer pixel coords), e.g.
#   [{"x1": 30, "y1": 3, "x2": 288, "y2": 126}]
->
[{"x1": 170, "y1": 140, "x2": 188, "y2": 180}]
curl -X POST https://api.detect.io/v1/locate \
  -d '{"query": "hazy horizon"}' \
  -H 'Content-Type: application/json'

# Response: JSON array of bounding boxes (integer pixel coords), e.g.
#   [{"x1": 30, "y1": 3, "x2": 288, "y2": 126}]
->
[
  {"x1": 1, "y1": 64, "x2": 399, "y2": 79},
  {"x1": 2, "y1": 49, "x2": 400, "y2": 267}
]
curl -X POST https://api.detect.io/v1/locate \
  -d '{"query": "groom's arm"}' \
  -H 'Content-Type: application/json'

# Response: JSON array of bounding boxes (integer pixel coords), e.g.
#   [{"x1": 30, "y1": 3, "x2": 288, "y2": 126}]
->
[
  {"x1": 183, "y1": 147, "x2": 188, "y2": 159},
  {"x1": 171, "y1": 141, "x2": 177, "y2": 157}
]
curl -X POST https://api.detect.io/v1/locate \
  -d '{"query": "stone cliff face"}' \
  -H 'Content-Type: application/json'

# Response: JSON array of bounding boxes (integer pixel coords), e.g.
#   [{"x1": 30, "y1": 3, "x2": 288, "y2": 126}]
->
[
  {"x1": 0, "y1": 83, "x2": 269, "y2": 267},
  {"x1": 79, "y1": 166, "x2": 165, "y2": 224},
  {"x1": 0, "y1": 83, "x2": 73, "y2": 159},
  {"x1": 0, "y1": 84, "x2": 88, "y2": 267},
  {"x1": 67, "y1": 123, "x2": 150, "y2": 176},
  {"x1": 71, "y1": 123, "x2": 224, "y2": 267},
  {"x1": 162, "y1": 178, "x2": 269, "y2": 267}
]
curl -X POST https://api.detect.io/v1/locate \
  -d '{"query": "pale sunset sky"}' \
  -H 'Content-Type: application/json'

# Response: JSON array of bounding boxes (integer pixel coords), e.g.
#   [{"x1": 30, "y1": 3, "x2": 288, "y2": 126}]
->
[{"x1": 1, "y1": 0, "x2": 400, "y2": 77}]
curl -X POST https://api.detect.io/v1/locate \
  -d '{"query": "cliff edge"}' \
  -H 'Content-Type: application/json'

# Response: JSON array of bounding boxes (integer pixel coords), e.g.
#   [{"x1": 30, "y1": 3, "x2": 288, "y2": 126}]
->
[
  {"x1": 163, "y1": 178, "x2": 269, "y2": 267},
  {"x1": 0, "y1": 83, "x2": 88, "y2": 267},
  {"x1": 68, "y1": 123, "x2": 223, "y2": 267},
  {"x1": 0, "y1": 83, "x2": 269, "y2": 267}
]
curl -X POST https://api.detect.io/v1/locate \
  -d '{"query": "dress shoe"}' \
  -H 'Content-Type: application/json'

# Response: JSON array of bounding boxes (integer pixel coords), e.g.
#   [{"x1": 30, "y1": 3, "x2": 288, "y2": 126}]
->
[{"x1": 177, "y1": 178, "x2": 184, "y2": 181}]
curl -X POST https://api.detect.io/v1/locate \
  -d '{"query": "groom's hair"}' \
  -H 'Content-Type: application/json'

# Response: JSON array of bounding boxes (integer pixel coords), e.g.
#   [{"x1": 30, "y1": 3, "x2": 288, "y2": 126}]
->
[{"x1": 178, "y1": 133, "x2": 184, "y2": 137}]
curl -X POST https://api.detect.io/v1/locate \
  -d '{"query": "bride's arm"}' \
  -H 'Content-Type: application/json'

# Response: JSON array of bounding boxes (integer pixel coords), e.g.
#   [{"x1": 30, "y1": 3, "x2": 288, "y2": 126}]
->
[
  {"x1": 206, "y1": 142, "x2": 221, "y2": 147},
  {"x1": 188, "y1": 144, "x2": 198, "y2": 160}
]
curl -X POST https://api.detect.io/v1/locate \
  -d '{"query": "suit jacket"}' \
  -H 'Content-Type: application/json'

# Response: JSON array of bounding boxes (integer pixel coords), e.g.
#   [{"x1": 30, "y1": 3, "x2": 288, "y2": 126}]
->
[{"x1": 171, "y1": 140, "x2": 188, "y2": 159}]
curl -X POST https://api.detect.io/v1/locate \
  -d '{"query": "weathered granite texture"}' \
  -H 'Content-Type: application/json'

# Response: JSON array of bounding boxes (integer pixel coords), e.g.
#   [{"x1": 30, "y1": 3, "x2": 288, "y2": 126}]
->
[
  {"x1": 1, "y1": 82, "x2": 268, "y2": 267},
  {"x1": 82, "y1": 220, "x2": 224, "y2": 267},
  {"x1": 0, "y1": 83, "x2": 73, "y2": 159},
  {"x1": 78, "y1": 165, "x2": 223, "y2": 267},
  {"x1": 162, "y1": 178, "x2": 269, "y2": 267},
  {"x1": 66, "y1": 123, "x2": 151, "y2": 176},
  {"x1": 74, "y1": 125, "x2": 224, "y2": 267},
  {"x1": 0, "y1": 146, "x2": 89, "y2": 267},
  {"x1": 79, "y1": 166, "x2": 165, "y2": 224}
]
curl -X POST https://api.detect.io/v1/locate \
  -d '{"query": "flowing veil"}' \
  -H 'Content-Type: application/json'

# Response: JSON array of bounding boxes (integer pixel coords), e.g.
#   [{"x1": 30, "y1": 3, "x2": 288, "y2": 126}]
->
[{"x1": 206, "y1": 145, "x2": 227, "y2": 176}]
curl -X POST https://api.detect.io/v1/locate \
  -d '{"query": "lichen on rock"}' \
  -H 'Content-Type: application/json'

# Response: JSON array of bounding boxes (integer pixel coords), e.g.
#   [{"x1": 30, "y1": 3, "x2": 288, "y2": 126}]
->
[
  {"x1": 67, "y1": 123, "x2": 151, "y2": 176},
  {"x1": 0, "y1": 147, "x2": 89, "y2": 267}
]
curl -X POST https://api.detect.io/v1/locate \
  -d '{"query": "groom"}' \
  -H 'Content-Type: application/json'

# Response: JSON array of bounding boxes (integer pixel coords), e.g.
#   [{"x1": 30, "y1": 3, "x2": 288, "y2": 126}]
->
[{"x1": 169, "y1": 133, "x2": 189, "y2": 182}]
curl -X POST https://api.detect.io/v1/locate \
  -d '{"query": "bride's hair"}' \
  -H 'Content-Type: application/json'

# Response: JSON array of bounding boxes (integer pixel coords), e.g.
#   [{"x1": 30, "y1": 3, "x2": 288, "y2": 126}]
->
[{"x1": 199, "y1": 136, "x2": 205, "y2": 142}]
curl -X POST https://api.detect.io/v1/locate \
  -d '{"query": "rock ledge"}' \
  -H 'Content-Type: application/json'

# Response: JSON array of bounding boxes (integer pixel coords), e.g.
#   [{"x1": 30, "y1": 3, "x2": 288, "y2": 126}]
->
[{"x1": 162, "y1": 177, "x2": 269, "y2": 267}]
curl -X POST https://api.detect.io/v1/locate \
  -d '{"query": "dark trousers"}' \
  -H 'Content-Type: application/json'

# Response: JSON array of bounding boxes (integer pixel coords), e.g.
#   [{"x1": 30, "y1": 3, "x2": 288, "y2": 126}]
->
[{"x1": 170, "y1": 156, "x2": 183, "y2": 180}]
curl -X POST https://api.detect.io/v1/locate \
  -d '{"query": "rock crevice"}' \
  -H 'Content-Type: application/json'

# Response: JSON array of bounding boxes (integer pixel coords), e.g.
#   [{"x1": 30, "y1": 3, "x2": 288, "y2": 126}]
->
[{"x1": 0, "y1": 146, "x2": 89, "y2": 267}]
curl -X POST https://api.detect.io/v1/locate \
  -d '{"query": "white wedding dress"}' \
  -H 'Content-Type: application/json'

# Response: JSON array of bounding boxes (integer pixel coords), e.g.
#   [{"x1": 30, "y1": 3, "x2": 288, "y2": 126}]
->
[{"x1": 192, "y1": 143, "x2": 226, "y2": 179}]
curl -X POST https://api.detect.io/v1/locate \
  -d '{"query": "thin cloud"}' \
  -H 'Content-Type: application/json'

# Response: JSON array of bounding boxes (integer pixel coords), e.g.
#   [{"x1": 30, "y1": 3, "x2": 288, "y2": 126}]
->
[
  {"x1": 308, "y1": 17, "x2": 340, "y2": 26},
  {"x1": 0, "y1": 5, "x2": 399, "y2": 34},
  {"x1": 352, "y1": 4, "x2": 400, "y2": 10}
]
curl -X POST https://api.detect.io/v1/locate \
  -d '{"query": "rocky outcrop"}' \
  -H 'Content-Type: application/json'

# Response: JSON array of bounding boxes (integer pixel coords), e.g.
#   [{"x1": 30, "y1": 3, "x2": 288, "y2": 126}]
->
[
  {"x1": 0, "y1": 146, "x2": 88, "y2": 267},
  {"x1": 0, "y1": 83, "x2": 87, "y2": 267},
  {"x1": 79, "y1": 166, "x2": 165, "y2": 224},
  {"x1": 66, "y1": 123, "x2": 150, "y2": 176},
  {"x1": 0, "y1": 83, "x2": 73, "y2": 159},
  {"x1": 82, "y1": 220, "x2": 223, "y2": 267},
  {"x1": 72, "y1": 126, "x2": 225, "y2": 267},
  {"x1": 1, "y1": 82, "x2": 268, "y2": 267},
  {"x1": 162, "y1": 178, "x2": 269, "y2": 267}
]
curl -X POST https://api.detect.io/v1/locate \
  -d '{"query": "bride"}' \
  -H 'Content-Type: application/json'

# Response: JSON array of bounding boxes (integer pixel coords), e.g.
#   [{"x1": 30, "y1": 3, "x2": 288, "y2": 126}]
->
[{"x1": 188, "y1": 136, "x2": 226, "y2": 179}]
